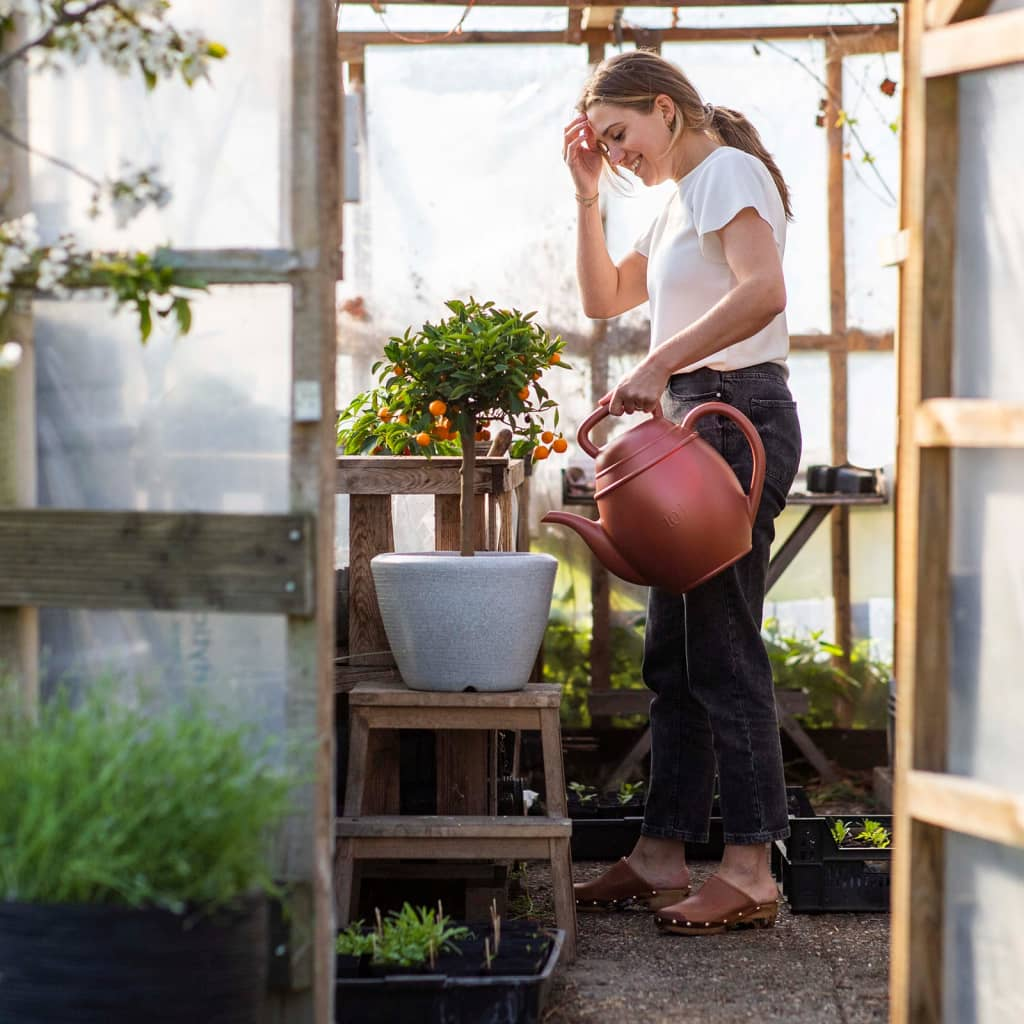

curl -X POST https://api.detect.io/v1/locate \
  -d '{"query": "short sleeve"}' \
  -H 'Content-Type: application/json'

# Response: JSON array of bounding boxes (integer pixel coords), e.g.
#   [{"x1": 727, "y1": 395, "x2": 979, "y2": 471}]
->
[
  {"x1": 688, "y1": 149, "x2": 784, "y2": 263},
  {"x1": 632, "y1": 219, "x2": 655, "y2": 258}
]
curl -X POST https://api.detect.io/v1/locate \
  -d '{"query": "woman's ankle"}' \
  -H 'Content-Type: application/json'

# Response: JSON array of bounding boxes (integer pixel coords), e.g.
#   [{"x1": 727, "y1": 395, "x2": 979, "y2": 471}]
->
[{"x1": 628, "y1": 835, "x2": 688, "y2": 879}]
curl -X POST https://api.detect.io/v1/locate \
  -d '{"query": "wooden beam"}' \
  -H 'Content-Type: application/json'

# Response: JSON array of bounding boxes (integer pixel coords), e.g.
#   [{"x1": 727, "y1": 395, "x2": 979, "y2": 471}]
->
[
  {"x1": 337, "y1": 23, "x2": 898, "y2": 50},
  {"x1": 0, "y1": 510, "x2": 315, "y2": 614},
  {"x1": 276, "y1": 1, "x2": 340, "y2": 1020},
  {"x1": 0, "y1": 19, "x2": 38, "y2": 710},
  {"x1": 336, "y1": 455, "x2": 524, "y2": 496},
  {"x1": 340, "y1": 0, "x2": 894, "y2": 6},
  {"x1": 922, "y1": 8, "x2": 1024, "y2": 77},
  {"x1": 906, "y1": 771, "x2": 1024, "y2": 849},
  {"x1": 915, "y1": 399, "x2": 1024, "y2": 447},
  {"x1": 153, "y1": 247, "x2": 318, "y2": 283},
  {"x1": 890, "y1": 0, "x2": 957, "y2": 1001},
  {"x1": 925, "y1": 0, "x2": 994, "y2": 29},
  {"x1": 879, "y1": 229, "x2": 910, "y2": 267}
]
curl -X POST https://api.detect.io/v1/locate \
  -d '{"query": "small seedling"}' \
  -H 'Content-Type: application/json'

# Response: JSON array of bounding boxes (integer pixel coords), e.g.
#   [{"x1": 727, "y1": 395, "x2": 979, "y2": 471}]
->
[
  {"x1": 358, "y1": 902, "x2": 470, "y2": 970},
  {"x1": 335, "y1": 919, "x2": 375, "y2": 958},
  {"x1": 568, "y1": 781, "x2": 598, "y2": 805},
  {"x1": 857, "y1": 819, "x2": 892, "y2": 849},
  {"x1": 489, "y1": 898, "x2": 502, "y2": 958},
  {"x1": 616, "y1": 780, "x2": 646, "y2": 806},
  {"x1": 830, "y1": 819, "x2": 851, "y2": 845}
]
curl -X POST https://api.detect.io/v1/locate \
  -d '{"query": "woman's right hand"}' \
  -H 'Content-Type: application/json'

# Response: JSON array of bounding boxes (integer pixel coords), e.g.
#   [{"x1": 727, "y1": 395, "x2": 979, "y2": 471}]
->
[{"x1": 562, "y1": 114, "x2": 603, "y2": 197}]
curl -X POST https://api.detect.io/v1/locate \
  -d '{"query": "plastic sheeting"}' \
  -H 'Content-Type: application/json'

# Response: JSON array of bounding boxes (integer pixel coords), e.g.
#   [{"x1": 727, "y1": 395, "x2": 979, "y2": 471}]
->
[
  {"x1": 29, "y1": 2, "x2": 292, "y2": 717},
  {"x1": 943, "y1": 58, "x2": 1024, "y2": 1022}
]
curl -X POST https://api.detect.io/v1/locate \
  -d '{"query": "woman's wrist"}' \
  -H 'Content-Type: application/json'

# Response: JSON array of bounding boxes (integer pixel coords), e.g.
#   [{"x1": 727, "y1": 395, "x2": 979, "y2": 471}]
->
[{"x1": 575, "y1": 190, "x2": 599, "y2": 208}]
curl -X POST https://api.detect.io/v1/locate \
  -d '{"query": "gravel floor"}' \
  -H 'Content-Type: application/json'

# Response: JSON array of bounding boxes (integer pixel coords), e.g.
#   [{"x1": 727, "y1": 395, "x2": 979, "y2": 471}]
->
[{"x1": 519, "y1": 856, "x2": 889, "y2": 1024}]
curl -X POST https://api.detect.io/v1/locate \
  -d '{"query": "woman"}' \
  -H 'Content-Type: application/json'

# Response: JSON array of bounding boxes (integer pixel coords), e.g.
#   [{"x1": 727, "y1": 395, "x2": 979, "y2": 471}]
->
[{"x1": 564, "y1": 50, "x2": 802, "y2": 935}]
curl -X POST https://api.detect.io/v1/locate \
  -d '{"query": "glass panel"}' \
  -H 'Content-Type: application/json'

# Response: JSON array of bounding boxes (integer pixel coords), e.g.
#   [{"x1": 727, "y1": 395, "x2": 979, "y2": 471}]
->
[
  {"x1": 955, "y1": 62, "x2": 1024, "y2": 399},
  {"x1": 944, "y1": 833, "x2": 1024, "y2": 1023},
  {"x1": 31, "y1": 0, "x2": 291, "y2": 249},
  {"x1": 36, "y1": 286, "x2": 290, "y2": 514},
  {"x1": 949, "y1": 451, "x2": 1024, "y2": 789}
]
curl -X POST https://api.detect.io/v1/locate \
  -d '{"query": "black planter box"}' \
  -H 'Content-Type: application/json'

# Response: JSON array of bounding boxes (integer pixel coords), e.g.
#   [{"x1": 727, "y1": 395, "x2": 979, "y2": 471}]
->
[
  {"x1": 772, "y1": 814, "x2": 893, "y2": 913},
  {"x1": 570, "y1": 786, "x2": 815, "y2": 862},
  {"x1": 335, "y1": 923, "x2": 563, "y2": 1024}
]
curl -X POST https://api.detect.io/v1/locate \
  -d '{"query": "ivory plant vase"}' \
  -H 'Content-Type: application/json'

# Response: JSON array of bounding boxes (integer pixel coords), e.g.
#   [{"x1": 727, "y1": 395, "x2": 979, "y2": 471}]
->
[{"x1": 370, "y1": 551, "x2": 558, "y2": 692}]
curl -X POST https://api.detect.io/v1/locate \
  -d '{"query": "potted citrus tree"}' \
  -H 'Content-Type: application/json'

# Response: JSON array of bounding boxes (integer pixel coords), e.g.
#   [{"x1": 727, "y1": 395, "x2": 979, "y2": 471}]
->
[
  {"x1": 0, "y1": 679, "x2": 295, "y2": 1023},
  {"x1": 337, "y1": 298, "x2": 569, "y2": 691}
]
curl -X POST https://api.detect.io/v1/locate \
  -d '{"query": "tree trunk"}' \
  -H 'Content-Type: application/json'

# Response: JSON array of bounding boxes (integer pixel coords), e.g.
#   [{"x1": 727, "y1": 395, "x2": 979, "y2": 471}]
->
[{"x1": 459, "y1": 421, "x2": 476, "y2": 557}]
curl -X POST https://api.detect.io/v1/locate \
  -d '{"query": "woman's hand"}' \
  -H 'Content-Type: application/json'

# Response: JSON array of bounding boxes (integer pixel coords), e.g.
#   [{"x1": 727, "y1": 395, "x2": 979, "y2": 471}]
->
[
  {"x1": 562, "y1": 113, "x2": 603, "y2": 197},
  {"x1": 600, "y1": 354, "x2": 673, "y2": 416}
]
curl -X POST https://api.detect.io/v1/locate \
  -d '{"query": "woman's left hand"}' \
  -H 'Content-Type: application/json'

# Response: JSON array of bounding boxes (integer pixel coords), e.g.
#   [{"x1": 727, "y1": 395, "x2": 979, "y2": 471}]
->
[{"x1": 600, "y1": 356, "x2": 672, "y2": 416}]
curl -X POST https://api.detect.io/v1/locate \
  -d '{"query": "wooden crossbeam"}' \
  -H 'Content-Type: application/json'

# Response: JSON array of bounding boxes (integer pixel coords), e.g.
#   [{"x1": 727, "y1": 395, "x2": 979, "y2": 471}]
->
[
  {"x1": 338, "y1": 23, "x2": 898, "y2": 54},
  {"x1": 922, "y1": 8, "x2": 1024, "y2": 77},
  {"x1": 915, "y1": 399, "x2": 1024, "y2": 447},
  {"x1": 906, "y1": 771, "x2": 1024, "y2": 850},
  {"x1": 0, "y1": 510, "x2": 315, "y2": 615},
  {"x1": 924, "y1": 0, "x2": 992, "y2": 29}
]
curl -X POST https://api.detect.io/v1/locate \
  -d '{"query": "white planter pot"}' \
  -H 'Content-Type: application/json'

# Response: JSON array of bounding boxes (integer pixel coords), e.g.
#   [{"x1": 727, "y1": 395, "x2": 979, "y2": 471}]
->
[{"x1": 370, "y1": 551, "x2": 558, "y2": 692}]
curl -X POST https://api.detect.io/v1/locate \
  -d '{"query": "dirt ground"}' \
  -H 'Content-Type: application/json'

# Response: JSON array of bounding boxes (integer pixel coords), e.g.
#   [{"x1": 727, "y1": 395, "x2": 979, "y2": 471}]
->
[{"x1": 523, "y1": 785, "x2": 890, "y2": 1024}]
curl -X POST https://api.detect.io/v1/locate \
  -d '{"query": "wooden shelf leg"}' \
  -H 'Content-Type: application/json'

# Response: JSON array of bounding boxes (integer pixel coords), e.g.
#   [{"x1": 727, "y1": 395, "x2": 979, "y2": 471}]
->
[
  {"x1": 343, "y1": 709, "x2": 370, "y2": 816},
  {"x1": 549, "y1": 836, "x2": 577, "y2": 963},
  {"x1": 540, "y1": 707, "x2": 567, "y2": 817},
  {"x1": 334, "y1": 838, "x2": 356, "y2": 924}
]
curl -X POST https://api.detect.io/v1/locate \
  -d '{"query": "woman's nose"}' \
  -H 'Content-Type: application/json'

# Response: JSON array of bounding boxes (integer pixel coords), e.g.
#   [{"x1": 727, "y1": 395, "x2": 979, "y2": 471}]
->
[{"x1": 608, "y1": 145, "x2": 625, "y2": 164}]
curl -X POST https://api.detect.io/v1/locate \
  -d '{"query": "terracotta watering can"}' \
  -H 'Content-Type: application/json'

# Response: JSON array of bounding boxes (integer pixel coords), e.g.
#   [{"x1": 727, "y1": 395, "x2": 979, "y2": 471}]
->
[{"x1": 542, "y1": 402, "x2": 765, "y2": 592}]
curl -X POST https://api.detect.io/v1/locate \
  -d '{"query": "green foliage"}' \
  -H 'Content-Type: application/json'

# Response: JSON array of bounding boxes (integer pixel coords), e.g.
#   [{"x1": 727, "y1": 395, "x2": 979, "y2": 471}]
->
[
  {"x1": 337, "y1": 298, "x2": 569, "y2": 459},
  {"x1": 342, "y1": 903, "x2": 471, "y2": 970},
  {"x1": 830, "y1": 817, "x2": 892, "y2": 850},
  {"x1": 0, "y1": 680, "x2": 295, "y2": 912},
  {"x1": 830, "y1": 818, "x2": 851, "y2": 845},
  {"x1": 617, "y1": 780, "x2": 645, "y2": 806},
  {"x1": 763, "y1": 617, "x2": 891, "y2": 728},
  {"x1": 568, "y1": 781, "x2": 598, "y2": 805},
  {"x1": 543, "y1": 617, "x2": 646, "y2": 729},
  {"x1": 856, "y1": 818, "x2": 892, "y2": 849}
]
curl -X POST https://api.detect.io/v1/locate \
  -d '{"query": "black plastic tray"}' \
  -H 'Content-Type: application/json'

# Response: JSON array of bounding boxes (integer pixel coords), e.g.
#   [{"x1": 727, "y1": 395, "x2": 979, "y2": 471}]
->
[
  {"x1": 773, "y1": 814, "x2": 893, "y2": 913},
  {"x1": 336, "y1": 927, "x2": 564, "y2": 1024},
  {"x1": 570, "y1": 787, "x2": 815, "y2": 861}
]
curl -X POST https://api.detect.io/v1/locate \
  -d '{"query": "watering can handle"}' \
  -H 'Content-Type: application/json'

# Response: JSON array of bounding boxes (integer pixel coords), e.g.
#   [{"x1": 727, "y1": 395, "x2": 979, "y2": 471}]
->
[
  {"x1": 680, "y1": 401, "x2": 766, "y2": 525},
  {"x1": 576, "y1": 403, "x2": 664, "y2": 459}
]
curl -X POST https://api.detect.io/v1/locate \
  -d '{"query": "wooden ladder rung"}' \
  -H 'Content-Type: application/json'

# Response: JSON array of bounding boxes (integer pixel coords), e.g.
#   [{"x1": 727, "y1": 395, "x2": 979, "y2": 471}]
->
[{"x1": 337, "y1": 815, "x2": 572, "y2": 839}]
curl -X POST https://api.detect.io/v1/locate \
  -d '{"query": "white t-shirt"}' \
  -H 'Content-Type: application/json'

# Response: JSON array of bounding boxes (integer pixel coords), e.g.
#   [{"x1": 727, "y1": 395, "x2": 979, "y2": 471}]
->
[{"x1": 632, "y1": 146, "x2": 789, "y2": 374}]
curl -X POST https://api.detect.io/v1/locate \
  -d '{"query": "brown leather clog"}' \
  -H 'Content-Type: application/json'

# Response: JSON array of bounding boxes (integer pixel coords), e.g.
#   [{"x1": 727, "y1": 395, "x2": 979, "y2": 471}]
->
[
  {"x1": 574, "y1": 857, "x2": 692, "y2": 913},
  {"x1": 654, "y1": 874, "x2": 780, "y2": 935}
]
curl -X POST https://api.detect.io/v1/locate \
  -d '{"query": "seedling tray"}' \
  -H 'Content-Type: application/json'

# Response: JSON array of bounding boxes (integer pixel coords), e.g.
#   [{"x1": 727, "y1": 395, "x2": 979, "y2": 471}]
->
[
  {"x1": 570, "y1": 787, "x2": 814, "y2": 862},
  {"x1": 335, "y1": 925, "x2": 564, "y2": 1024},
  {"x1": 773, "y1": 814, "x2": 893, "y2": 913}
]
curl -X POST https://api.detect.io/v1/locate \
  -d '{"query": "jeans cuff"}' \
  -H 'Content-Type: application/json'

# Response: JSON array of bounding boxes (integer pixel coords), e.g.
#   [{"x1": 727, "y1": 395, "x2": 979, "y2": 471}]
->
[
  {"x1": 640, "y1": 823, "x2": 709, "y2": 843},
  {"x1": 722, "y1": 826, "x2": 790, "y2": 845}
]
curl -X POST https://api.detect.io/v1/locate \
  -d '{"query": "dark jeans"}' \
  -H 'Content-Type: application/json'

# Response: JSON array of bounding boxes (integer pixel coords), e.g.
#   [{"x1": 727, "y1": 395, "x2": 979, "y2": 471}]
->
[{"x1": 640, "y1": 362, "x2": 802, "y2": 846}]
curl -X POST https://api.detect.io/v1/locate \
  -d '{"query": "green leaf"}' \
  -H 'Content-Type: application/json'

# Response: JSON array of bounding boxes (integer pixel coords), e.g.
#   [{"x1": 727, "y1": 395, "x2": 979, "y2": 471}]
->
[{"x1": 174, "y1": 297, "x2": 192, "y2": 334}]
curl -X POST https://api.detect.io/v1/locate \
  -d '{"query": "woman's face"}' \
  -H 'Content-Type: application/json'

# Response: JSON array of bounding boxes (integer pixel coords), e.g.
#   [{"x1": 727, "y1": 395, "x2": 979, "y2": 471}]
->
[{"x1": 585, "y1": 98, "x2": 677, "y2": 184}]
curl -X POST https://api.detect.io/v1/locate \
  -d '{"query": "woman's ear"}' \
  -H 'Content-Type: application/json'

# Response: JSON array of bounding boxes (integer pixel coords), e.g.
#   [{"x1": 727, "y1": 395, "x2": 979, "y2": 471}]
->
[{"x1": 654, "y1": 94, "x2": 675, "y2": 126}]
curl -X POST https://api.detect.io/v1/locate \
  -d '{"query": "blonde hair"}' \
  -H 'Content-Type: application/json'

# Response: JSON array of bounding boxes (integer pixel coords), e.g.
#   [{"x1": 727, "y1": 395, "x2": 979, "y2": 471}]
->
[{"x1": 578, "y1": 50, "x2": 793, "y2": 221}]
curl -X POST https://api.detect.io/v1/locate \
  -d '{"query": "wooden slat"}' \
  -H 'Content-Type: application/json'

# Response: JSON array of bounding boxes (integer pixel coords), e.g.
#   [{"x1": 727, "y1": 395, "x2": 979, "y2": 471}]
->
[
  {"x1": 0, "y1": 20, "x2": 38, "y2": 710},
  {"x1": 346, "y1": 494, "x2": 394, "y2": 666},
  {"x1": 277, "y1": 1, "x2": 340, "y2": 1018},
  {"x1": 790, "y1": 330, "x2": 894, "y2": 351},
  {"x1": 891, "y1": 11, "x2": 958, "y2": 1010},
  {"x1": 349, "y1": 679, "x2": 561, "y2": 707},
  {"x1": 336, "y1": 455, "x2": 523, "y2": 496},
  {"x1": 337, "y1": 815, "x2": 571, "y2": 838},
  {"x1": 880, "y1": 229, "x2": 911, "y2": 267},
  {"x1": 0, "y1": 509, "x2": 314, "y2": 614},
  {"x1": 907, "y1": 771, "x2": 1024, "y2": 849},
  {"x1": 925, "y1": 0, "x2": 992, "y2": 29},
  {"x1": 339, "y1": 836, "x2": 555, "y2": 860},
  {"x1": 436, "y1": 730, "x2": 490, "y2": 814},
  {"x1": 361, "y1": 706, "x2": 545, "y2": 731},
  {"x1": 922, "y1": 9, "x2": 1024, "y2": 78},
  {"x1": 153, "y1": 247, "x2": 316, "y2": 283},
  {"x1": 338, "y1": 23, "x2": 898, "y2": 51},
  {"x1": 915, "y1": 399, "x2": 1024, "y2": 447}
]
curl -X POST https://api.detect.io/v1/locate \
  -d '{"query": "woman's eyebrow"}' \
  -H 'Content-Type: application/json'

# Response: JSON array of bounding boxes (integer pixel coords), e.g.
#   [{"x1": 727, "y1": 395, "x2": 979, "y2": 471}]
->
[{"x1": 594, "y1": 122, "x2": 624, "y2": 139}]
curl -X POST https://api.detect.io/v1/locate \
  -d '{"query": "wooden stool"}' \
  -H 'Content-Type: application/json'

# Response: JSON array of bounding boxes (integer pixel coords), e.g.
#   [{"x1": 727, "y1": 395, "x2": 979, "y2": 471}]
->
[{"x1": 335, "y1": 679, "x2": 577, "y2": 962}]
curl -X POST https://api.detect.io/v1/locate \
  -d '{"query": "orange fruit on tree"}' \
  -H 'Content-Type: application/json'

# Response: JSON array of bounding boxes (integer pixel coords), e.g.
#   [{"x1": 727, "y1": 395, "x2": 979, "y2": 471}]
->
[
  {"x1": 479, "y1": 428, "x2": 491, "y2": 442},
  {"x1": 533, "y1": 371, "x2": 542, "y2": 381},
  {"x1": 541, "y1": 430, "x2": 554, "y2": 444},
  {"x1": 396, "y1": 413, "x2": 409, "y2": 425},
  {"x1": 415, "y1": 432, "x2": 431, "y2": 447},
  {"x1": 517, "y1": 386, "x2": 530, "y2": 401},
  {"x1": 533, "y1": 445, "x2": 550, "y2": 461},
  {"x1": 550, "y1": 352, "x2": 562, "y2": 364},
  {"x1": 393, "y1": 365, "x2": 405, "y2": 376},
  {"x1": 429, "y1": 399, "x2": 447, "y2": 417},
  {"x1": 553, "y1": 437, "x2": 568, "y2": 453},
  {"x1": 378, "y1": 406, "x2": 392, "y2": 422}
]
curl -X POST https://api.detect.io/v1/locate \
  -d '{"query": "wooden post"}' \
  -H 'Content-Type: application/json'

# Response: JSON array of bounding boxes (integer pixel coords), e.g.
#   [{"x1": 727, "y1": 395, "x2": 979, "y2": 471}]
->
[
  {"x1": 0, "y1": 17, "x2": 38, "y2": 710},
  {"x1": 890, "y1": 1, "x2": 956, "y2": 1014},
  {"x1": 825, "y1": 42, "x2": 854, "y2": 726},
  {"x1": 272, "y1": 1, "x2": 340, "y2": 1021}
]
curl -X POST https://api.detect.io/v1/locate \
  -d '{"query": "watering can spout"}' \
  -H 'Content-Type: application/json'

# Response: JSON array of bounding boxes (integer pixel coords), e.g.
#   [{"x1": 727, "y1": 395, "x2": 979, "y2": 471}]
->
[{"x1": 541, "y1": 511, "x2": 651, "y2": 587}]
